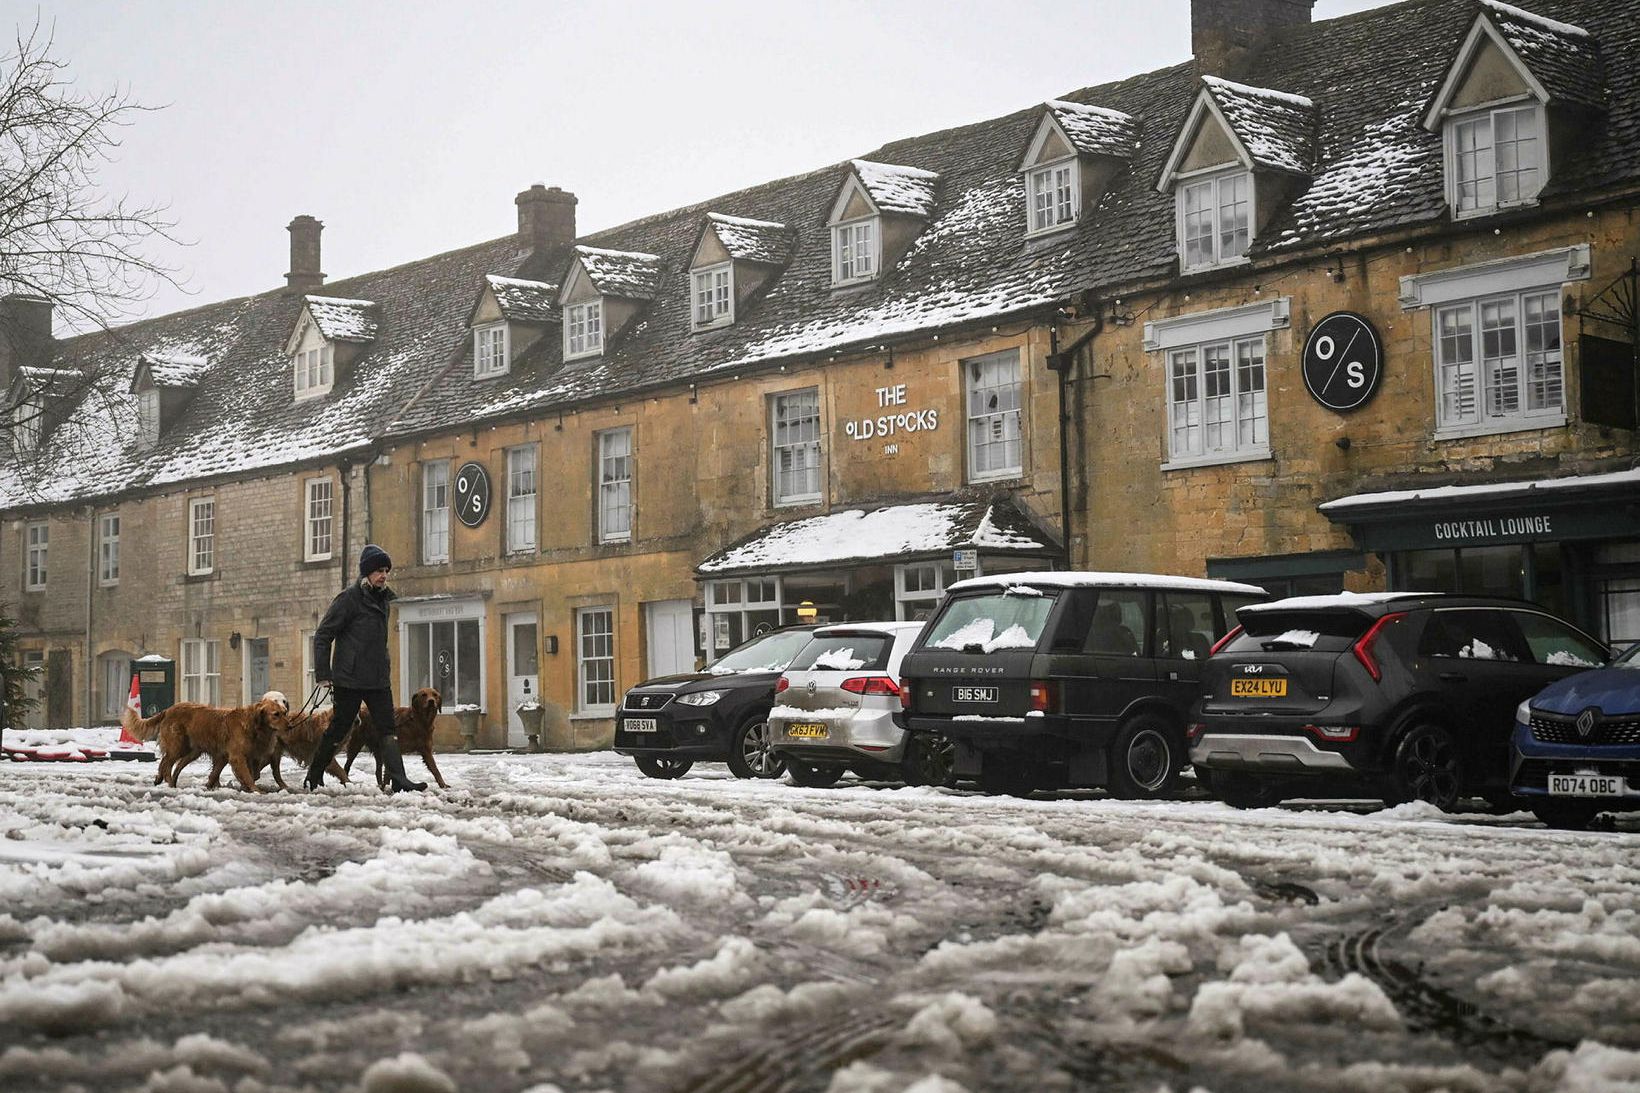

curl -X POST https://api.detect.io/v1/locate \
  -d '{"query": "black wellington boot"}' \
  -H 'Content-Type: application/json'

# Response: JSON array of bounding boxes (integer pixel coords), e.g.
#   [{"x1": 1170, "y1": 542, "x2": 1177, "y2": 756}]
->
[
  {"x1": 376, "y1": 734, "x2": 428, "y2": 793},
  {"x1": 303, "y1": 738, "x2": 342, "y2": 791}
]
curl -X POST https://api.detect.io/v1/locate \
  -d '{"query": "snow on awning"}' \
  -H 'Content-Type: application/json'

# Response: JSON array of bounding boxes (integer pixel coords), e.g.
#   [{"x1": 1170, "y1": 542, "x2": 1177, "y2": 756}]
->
[
  {"x1": 696, "y1": 496, "x2": 1060, "y2": 577},
  {"x1": 1318, "y1": 468, "x2": 1640, "y2": 516}
]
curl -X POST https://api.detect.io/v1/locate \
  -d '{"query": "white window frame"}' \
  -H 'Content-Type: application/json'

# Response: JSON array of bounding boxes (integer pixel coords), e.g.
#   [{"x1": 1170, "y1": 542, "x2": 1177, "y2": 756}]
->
[
  {"x1": 99, "y1": 651, "x2": 132, "y2": 722},
  {"x1": 12, "y1": 393, "x2": 42, "y2": 450},
  {"x1": 964, "y1": 349, "x2": 1024, "y2": 483},
  {"x1": 473, "y1": 322, "x2": 510, "y2": 378},
  {"x1": 1433, "y1": 287, "x2": 1565, "y2": 438},
  {"x1": 300, "y1": 630, "x2": 332, "y2": 710},
  {"x1": 422, "y1": 459, "x2": 451, "y2": 564},
  {"x1": 692, "y1": 263, "x2": 734, "y2": 330},
  {"x1": 1026, "y1": 158, "x2": 1079, "y2": 236},
  {"x1": 24, "y1": 520, "x2": 47, "y2": 590},
  {"x1": 1175, "y1": 167, "x2": 1253, "y2": 271},
  {"x1": 703, "y1": 578, "x2": 787, "y2": 655},
  {"x1": 187, "y1": 498, "x2": 215, "y2": 576},
  {"x1": 1165, "y1": 335, "x2": 1270, "y2": 466},
  {"x1": 597, "y1": 427, "x2": 633, "y2": 544},
  {"x1": 506, "y1": 444, "x2": 537, "y2": 554},
  {"x1": 565, "y1": 300, "x2": 604, "y2": 360},
  {"x1": 399, "y1": 599, "x2": 485, "y2": 710},
  {"x1": 99, "y1": 512, "x2": 120, "y2": 586},
  {"x1": 831, "y1": 217, "x2": 879, "y2": 285},
  {"x1": 180, "y1": 637, "x2": 221, "y2": 705},
  {"x1": 293, "y1": 343, "x2": 334, "y2": 401},
  {"x1": 304, "y1": 477, "x2": 334, "y2": 562},
  {"x1": 575, "y1": 606, "x2": 617, "y2": 716},
  {"x1": 136, "y1": 387, "x2": 161, "y2": 449},
  {"x1": 895, "y1": 562, "x2": 955, "y2": 621},
  {"x1": 770, "y1": 388, "x2": 822, "y2": 506},
  {"x1": 1445, "y1": 102, "x2": 1545, "y2": 219}
]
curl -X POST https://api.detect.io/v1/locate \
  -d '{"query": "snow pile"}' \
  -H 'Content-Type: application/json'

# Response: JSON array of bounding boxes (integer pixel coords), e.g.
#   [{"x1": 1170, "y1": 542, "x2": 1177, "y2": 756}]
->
[
  {"x1": 813, "y1": 648, "x2": 867, "y2": 671},
  {"x1": 358, "y1": 1052, "x2": 457, "y2": 1093},
  {"x1": 932, "y1": 619, "x2": 1036, "y2": 652},
  {"x1": 1189, "y1": 933, "x2": 1400, "y2": 1040}
]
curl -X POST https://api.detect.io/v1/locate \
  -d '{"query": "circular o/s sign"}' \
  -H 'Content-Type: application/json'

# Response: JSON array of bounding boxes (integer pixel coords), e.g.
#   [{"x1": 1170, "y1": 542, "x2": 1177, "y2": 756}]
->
[
  {"x1": 454, "y1": 461, "x2": 491, "y2": 528},
  {"x1": 1302, "y1": 311, "x2": 1383, "y2": 413}
]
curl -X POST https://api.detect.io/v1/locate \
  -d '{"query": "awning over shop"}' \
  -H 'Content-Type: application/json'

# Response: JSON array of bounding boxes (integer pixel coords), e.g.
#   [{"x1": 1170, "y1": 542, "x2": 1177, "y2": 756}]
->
[
  {"x1": 695, "y1": 495, "x2": 1062, "y2": 577},
  {"x1": 1318, "y1": 468, "x2": 1640, "y2": 552}
]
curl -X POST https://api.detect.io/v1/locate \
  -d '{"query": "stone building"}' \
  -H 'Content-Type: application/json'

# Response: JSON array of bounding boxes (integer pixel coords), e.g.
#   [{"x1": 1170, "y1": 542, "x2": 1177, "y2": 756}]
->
[{"x1": 3, "y1": 0, "x2": 1636, "y2": 742}]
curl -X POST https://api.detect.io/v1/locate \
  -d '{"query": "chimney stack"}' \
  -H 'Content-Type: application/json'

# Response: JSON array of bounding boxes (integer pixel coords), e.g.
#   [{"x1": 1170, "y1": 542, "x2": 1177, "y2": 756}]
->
[
  {"x1": 515, "y1": 184, "x2": 577, "y2": 252},
  {"x1": 1192, "y1": 0, "x2": 1314, "y2": 78},
  {"x1": 286, "y1": 215, "x2": 325, "y2": 295},
  {"x1": 0, "y1": 294, "x2": 55, "y2": 392}
]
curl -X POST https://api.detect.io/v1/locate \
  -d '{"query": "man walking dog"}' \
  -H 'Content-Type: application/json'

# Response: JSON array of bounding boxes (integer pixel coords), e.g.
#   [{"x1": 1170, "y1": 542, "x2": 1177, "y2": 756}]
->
[{"x1": 304, "y1": 544, "x2": 427, "y2": 793}]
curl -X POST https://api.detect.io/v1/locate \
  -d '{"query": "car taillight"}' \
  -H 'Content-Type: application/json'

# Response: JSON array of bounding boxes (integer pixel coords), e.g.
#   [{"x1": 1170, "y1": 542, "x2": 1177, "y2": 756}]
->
[
  {"x1": 774, "y1": 676, "x2": 789, "y2": 694},
  {"x1": 1209, "y1": 625, "x2": 1243, "y2": 657},
  {"x1": 1351, "y1": 612, "x2": 1406, "y2": 683},
  {"x1": 1303, "y1": 723, "x2": 1361, "y2": 743},
  {"x1": 899, "y1": 678, "x2": 913, "y2": 711},
  {"x1": 1186, "y1": 722, "x2": 1206, "y2": 746},
  {"x1": 1028, "y1": 680, "x2": 1058, "y2": 714},
  {"x1": 841, "y1": 676, "x2": 900, "y2": 696}
]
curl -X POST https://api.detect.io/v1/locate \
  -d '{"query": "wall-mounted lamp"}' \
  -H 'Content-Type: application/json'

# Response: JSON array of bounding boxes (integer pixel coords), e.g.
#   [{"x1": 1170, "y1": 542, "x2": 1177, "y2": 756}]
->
[
  {"x1": 229, "y1": 631, "x2": 241, "y2": 650},
  {"x1": 1106, "y1": 299, "x2": 1135, "y2": 326},
  {"x1": 555, "y1": 412, "x2": 563, "y2": 431},
  {"x1": 688, "y1": 383, "x2": 698, "y2": 404},
  {"x1": 544, "y1": 635, "x2": 559, "y2": 655},
  {"x1": 1334, "y1": 436, "x2": 1352, "y2": 451},
  {"x1": 883, "y1": 345, "x2": 895, "y2": 370},
  {"x1": 796, "y1": 600, "x2": 818, "y2": 620}
]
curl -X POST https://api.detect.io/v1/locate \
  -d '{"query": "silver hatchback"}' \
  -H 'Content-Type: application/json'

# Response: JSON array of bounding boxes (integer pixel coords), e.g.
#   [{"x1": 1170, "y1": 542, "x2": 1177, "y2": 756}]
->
[{"x1": 768, "y1": 622, "x2": 952, "y2": 787}]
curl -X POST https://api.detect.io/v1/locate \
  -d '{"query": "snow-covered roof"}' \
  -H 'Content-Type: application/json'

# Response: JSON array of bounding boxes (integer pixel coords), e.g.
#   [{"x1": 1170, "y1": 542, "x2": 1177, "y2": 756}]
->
[
  {"x1": 485, "y1": 275, "x2": 559, "y2": 324},
  {"x1": 704, "y1": 213, "x2": 795, "y2": 265},
  {"x1": 304, "y1": 296, "x2": 380, "y2": 343},
  {"x1": 572, "y1": 246, "x2": 664, "y2": 300},
  {"x1": 139, "y1": 353, "x2": 208, "y2": 388},
  {"x1": 1480, "y1": 0, "x2": 1604, "y2": 111},
  {"x1": 850, "y1": 159, "x2": 940, "y2": 218},
  {"x1": 1201, "y1": 76, "x2": 1317, "y2": 176},
  {"x1": 696, "y1": 496, "x2": 1058, "y2": 576},
  {"x1": 949, "y1": 571, "x2": 1268, "y2": 596},
  {"x1": 1044, "y1": 100, "x2": 1142, "y2": 159},
  {"x1": 1318, "y1": 468, "x2": 1640, "y2": 514}
]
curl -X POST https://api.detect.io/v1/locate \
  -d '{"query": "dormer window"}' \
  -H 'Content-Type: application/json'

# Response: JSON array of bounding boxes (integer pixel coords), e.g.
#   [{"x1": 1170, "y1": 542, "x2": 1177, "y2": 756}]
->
[
  {"x1": 692, "y1": 264, "x2": 733, "y2": 330},
  {"x1": 1449, "y1": 103, "x2": 1544, "y2": 217},
  {"x1": 294, "y1": 343, "x2": 334, "y2": 400},
  {"x1": 137, "y1": 387, "x2": 160, "y2": 449},
  {"x1": 1179, "y1": 169, "x2": 1252, "y2": 269},
  {"x1": 10, "y1": 392, "x2": 41, "y2": 451},
  {"x1": 474, "y1": 323, "x2": 509, "y2": 378},
  {"x1": 832, "y1": 219, "x2": 877, "y2": 285},
  {"x1": 566, "y1": 300, "x2": 603, "y2": 360},
  {"x1": 1027, "y1": 161, "x2": 1078, "y2": 234}
]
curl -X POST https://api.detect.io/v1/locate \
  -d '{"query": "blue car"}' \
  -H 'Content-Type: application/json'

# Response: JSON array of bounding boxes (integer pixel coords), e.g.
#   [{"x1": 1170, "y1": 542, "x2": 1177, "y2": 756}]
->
[{"x1": 1510, "y1": 640, "x2": 1640, "y2": 829}]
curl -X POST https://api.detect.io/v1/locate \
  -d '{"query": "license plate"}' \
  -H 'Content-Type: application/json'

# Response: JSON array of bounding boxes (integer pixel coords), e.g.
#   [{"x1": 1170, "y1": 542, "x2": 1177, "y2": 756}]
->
[
  {"x1": 1549, "y1": 773, "x2": 1623, "y2": 797},
  {"x1": 623, "y1": 717, "x2": 658, "y2": 733},
  {"x1": 787, "y1": 722, "x2": 828, "y2": 739},
  {"x1": 953, "y1": 686, "x2": 998, "y2": 702},
  {"x1": 1230, "y1": 678, "x2": 1288, "y2": 698}
]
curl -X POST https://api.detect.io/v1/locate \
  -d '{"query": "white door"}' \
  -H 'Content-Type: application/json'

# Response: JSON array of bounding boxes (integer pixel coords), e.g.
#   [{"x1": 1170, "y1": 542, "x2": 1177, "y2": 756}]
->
[
  {"x1": 644, "y1": 600, "x2": 696, "y2": 678},
  {"x1": 504, "y1": 612, "x2": 540, "y2": 748}
]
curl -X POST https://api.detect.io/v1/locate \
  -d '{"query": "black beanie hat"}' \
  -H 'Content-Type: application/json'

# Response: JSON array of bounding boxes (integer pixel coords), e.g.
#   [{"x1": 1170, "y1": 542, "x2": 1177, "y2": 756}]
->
[{"x1": 359, "y1": 544, "x2": 392, "y2": 577}]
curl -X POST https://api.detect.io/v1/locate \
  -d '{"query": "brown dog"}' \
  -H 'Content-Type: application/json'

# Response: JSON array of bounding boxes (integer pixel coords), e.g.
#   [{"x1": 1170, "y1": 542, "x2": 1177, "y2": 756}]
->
[
  {"x1": 123, "y1": 698, "x2": 290, "y2": 791},
  {"x1": 262, "y1": 701, "x2": 352, "y2": 792},
  {"x1": 342, "y1": 687, "x2": 448, "y2": 790}
]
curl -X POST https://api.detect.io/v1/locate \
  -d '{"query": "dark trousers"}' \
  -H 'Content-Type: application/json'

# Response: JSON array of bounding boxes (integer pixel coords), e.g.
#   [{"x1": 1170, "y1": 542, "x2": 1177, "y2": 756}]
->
[{"x1": 322, "y1": 686, "x2": 396, "y2": 750}]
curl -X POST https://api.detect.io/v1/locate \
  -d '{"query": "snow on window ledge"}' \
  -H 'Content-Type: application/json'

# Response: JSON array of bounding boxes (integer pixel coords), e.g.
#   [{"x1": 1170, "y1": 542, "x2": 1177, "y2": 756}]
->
[
  {"x1": 1432, "y1": 414, "x2": 1565, "y2": 443},
  {"x1": 1161, "y1": 449, "x2": 1272, "y2": 473}
]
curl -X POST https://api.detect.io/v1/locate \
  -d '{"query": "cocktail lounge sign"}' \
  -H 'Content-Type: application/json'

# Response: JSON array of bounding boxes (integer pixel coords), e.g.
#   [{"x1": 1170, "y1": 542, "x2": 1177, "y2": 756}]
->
[{"x1": 1433, "y1": 515, "x2": 1554, "y2": 541}]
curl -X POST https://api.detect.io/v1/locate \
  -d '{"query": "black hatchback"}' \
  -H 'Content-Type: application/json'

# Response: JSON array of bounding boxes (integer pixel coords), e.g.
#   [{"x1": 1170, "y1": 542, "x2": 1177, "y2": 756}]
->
[
  {"x1": 1191, "y1": 593, "x2": 1609, "y2": 811},
  {"x1": 613, "y1": 625, "x2": 821, "y2": 780}
]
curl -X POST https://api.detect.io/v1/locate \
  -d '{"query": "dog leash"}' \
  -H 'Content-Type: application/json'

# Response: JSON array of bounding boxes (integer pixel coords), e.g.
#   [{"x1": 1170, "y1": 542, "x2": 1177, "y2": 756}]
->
[{"x1": 288, "y1": 684, "x2": 330, "y2": 727}]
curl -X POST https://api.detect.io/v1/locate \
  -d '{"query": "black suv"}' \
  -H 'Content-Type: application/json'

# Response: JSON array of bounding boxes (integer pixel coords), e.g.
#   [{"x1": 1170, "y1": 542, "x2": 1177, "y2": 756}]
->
[
  {"x1": 613, "y1": 625, "x2": 821, "y2": 780},
  {"x1": 1191, "y1": 593, "x2": 1608, "y2": 811},
  {"x1": 897, "y1": 572, "x2": 1265, "y2": 797}
]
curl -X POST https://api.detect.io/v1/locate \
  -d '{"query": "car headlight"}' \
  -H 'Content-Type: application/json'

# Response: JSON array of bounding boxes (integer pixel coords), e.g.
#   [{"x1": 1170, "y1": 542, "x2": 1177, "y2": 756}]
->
[
  {"x1": 1515, "y1": 699, "x2": 1532, "y2": 725},
  {"x1": 676, "y1": 690, "x2": 728, "y2": 707}
]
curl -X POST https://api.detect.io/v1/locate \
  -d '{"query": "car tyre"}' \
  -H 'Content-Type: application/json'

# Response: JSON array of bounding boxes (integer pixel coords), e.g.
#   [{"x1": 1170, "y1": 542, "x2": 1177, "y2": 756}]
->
[
  {"x1": 1107, "y1": 714, "x2": 1181, "y2": 799},
  {"x1": 787, "y1": 759, "x2": 845, "y2": 788},
  {"x1": 727, "y1": 717, "x2": 786, "y2": 780},
  {"x1": 1392, "y1": 723, "x2": 1463, "y2": 812},
  {"x1": 634, "y1": 755, "x2": 693, "y2": 780},
  {"x1": 902, "y1": 733, "x2": 957, "y2": 787},
  {"x1": 1530, "y1": 800, "x2": 1601, "y2": 830}
]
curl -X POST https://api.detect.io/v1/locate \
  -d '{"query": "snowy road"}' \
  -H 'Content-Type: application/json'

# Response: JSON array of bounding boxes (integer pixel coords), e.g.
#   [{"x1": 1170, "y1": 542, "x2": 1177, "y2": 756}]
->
[{"x1": 2, "y1": 750, "x2": 1638, "y2": 1093}]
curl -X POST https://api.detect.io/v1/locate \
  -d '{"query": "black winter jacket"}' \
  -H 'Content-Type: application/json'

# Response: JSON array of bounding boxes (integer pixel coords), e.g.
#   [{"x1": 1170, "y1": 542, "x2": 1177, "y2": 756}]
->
[{"x1": 313, "y1": 579, "x2": 396, "y2": 690}]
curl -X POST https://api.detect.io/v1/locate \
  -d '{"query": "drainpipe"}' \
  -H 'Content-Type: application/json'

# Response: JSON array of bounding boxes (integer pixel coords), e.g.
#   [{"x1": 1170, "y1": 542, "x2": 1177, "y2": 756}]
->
[
  {"x1": 338, "y1": 458, "x2": 353, "y2": 591},
  {"x1": 1045, "y1": 303, "x2": 1104, "y2": 569},
  {"x1": 84, "y1": 505, "x2": 95, "y2": 725}
]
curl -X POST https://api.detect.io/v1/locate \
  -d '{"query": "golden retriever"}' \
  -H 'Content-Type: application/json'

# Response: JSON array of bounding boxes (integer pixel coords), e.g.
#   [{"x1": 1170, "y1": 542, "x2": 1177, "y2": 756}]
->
[
  {"x1": 262, "y1": 697, "x2": 352, "y2": 792},
  {"x1": 342, "y1": 687, "x2": 448, "y2": 790},
  {"x1": 122, "y1": 697, "x2": 290, "y2": 792}
]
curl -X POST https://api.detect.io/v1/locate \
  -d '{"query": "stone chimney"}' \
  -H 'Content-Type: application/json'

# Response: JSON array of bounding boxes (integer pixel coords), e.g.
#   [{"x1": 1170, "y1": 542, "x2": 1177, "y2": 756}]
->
[
  {"x1": 515, "y1": 184, "x2": 577, "y2": 251},
  {"x1": 1192, "y1": 0, "x2": 1314, "y2": 78},
  {"x1": 285, "y1": 215, "x2": 325, "y2": 295},
  {"x1": 0, "y1": 294, "x2": 55, "y2": 392}
]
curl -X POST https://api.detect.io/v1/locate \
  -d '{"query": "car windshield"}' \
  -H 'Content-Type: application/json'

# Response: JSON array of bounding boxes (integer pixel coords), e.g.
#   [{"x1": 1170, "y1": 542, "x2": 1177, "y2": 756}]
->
[
  {"x1": 707, "y1": 629, "x2": 815, "y2": 674},
  {"x1": 924, "y1": 590, "x2": 1057, "y2": 653},
  {"x1": 1614, "y1": 641, "x2": 1640, "y2": 668}
]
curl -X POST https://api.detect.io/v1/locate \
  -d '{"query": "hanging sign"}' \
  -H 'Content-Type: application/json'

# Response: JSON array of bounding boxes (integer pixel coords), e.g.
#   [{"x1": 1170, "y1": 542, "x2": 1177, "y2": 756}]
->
[
  {"x1": 1302, "y1": 311, "x2": 1383, "y2": 413},
  {"x1": 454, "y1": 461, "x2": 492, "y2": 528}
]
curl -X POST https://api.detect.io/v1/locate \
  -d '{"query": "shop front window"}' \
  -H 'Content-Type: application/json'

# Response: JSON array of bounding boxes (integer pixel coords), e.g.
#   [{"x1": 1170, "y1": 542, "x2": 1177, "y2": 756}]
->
[{"x1": 406, "y1": 617, "x2": 481, "y2": 707}]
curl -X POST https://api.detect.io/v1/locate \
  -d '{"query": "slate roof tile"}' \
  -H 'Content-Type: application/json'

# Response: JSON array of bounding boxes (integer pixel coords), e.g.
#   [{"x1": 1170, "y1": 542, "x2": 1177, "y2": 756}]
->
[
  {"x1": 573, "y1": 246, "x2": 664, "y2": 300},
  {"x1": 1044, "y1": 100, "x2": 1143, "y2": 159},
  {"x1": 851, "y1": 159, "x2": 941, "y2": 217},
  {"x1": 1202, "y1": 76, "x2": 1317, "y2": 175},
  {"x1": 705, "y1": 213, "x2": 795, "y2": 265},
  {"x1": 486, "y1": 275, "x2": 559, "y2": 324}
]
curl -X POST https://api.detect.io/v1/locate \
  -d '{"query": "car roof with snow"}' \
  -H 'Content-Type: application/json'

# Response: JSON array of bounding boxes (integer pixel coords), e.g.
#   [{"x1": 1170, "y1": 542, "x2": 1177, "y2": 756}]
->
[{"x1": 948, "y1": 571, "x2": 1267, "y2": 596}]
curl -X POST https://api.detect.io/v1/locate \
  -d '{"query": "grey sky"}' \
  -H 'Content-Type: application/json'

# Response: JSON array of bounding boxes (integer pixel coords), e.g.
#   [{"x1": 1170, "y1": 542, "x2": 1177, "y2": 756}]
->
[{"x1": 15, "y1": 0, "x2": 1394, "y2": 324}]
